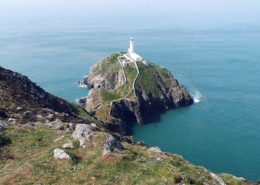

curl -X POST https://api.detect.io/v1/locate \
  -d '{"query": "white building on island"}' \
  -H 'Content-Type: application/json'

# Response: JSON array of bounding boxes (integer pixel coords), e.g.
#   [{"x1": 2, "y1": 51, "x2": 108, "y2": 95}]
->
[
  {"x1": 120, "y1": 37, "x2": 148, "y2": 67},
  {"x1": 128, "y1": 37, "x2": 143, "y2": 62}
]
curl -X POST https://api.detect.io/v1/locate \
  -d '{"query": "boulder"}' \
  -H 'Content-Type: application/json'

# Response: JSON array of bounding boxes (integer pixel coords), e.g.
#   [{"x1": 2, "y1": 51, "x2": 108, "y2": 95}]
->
[
  {"x1": 148, "y1": 146, "x2": 162, "y2": 154},
  {"x1": 103, "y1": 135, "x2": 123, "y2": 156},
  {"x1": 72, "y1": 124, "x2": 93, "y2": 147},
  {"x1": 16, "y1": 107, "x2": 22, "y2": 111},
  {"x1": 90, "y1": 123, "x2": 97, "y2": 130},
  {"x1": 47, "y1": 113, "x2": 55, "y2": 122},
  {"x1": 0, "y1": 121, "x2": 5, "y2": 133},
  {"x1": 53, "y1": 149, "x2": 71, "y2": 160},
  {"x1": 68, "y1": 123, "x2": 75, "y2": 131},
  {"x1": 62, "y1": 142, "x2": 74, "y2": 149},
  {"x1": 52, "y1": 119, "x2": 66, "y2": 130},
  {"x1": 8, "y1": 118, "x2": 16, "y2": 124}
]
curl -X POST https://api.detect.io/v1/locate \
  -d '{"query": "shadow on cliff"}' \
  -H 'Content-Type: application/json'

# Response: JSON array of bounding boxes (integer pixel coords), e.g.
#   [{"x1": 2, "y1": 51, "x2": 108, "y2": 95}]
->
[{"x1": 126, "y1": 113, "x2": 162, "y2": 135}]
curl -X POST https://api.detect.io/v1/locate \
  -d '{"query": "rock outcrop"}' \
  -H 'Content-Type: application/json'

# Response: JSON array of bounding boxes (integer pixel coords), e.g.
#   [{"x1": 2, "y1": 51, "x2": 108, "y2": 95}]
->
[
  {"x1": 103, "y1": 135, "x2": 124, "y2": 156},
  {"x1": 72, "y1": 124, "x2": 94, "y2": 147},
  {"x1": 0, "y1": 121, "x2": 5, "y2": 133},
  {"x1": 83, "y1": 53, "x2": 193, "y2": 133},
  {"x1": 53, "y1": 148, "x2": 71, "y2": 160},
  {"x1": 0, "y1": 66, "x2": 88, "y2": 124}
]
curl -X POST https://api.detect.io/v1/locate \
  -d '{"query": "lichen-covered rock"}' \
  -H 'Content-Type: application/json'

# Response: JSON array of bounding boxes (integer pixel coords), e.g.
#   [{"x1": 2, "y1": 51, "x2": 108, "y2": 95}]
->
[
  {"x1": 53, "y1": 149, "x2": 71, "y2": 160},
  {"x1": 72, "y1": 124, "x2": 93, "y2": 147},
  {"x1": 103, "y1": 135, "x2": 123, "y2": 156}
]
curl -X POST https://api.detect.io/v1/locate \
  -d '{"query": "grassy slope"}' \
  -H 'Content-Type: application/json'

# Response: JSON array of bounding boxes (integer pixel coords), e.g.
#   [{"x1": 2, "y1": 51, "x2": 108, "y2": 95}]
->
[
  {"x1": 0, "y1": 125, "x2": 242, "y2": 185},
  {"x1": 135, "y1": 62, "x2": 173, "y2": 97},
  {"x1": 93, "y1": 53, "x2": 138, "y2": 121},
  {"x1": 98, "y1": 53, "x2": 137, "y2": 103}
]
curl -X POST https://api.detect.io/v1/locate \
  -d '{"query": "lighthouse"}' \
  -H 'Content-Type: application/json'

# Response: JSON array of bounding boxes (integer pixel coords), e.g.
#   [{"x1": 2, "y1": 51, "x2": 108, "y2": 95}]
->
[
  {"x1": 125, "y1": 36, "x2": 146, "y2": 64},
  {"x1": 129, "y1": 37, "x2": 134, "y2": 54}
]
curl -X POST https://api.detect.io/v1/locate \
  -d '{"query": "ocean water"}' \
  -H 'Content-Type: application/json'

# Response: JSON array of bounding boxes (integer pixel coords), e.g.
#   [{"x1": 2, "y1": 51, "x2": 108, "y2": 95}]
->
[{"x1": 1, "y1": 19, "x2": 260, "y2": 181}]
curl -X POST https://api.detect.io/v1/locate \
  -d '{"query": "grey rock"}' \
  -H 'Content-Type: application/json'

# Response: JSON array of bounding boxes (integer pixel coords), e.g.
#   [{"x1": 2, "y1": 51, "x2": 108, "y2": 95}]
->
[
  {"x1": 23, "y1": 111, "x2": 33, "y2": 117},
  {"x1": 90, "y1": 123, "x2": 97, "y2": 129},
  {"x1": 8, "y1": 118, "x2": 16, "y2": 124},
  {"x1": 53, "y1": 119, "x2": 66, "y2": 130},
  {"x1": 148, "y1": 147, "x2": 162, "y2": 154},
  {"x1": 16, "y1": 107, "x2": 22, "y2": 111},
  {"x1": 210, "y1": 173, "x2": 226, "y2": 185},
  {"x1": 62, "y1": 142, "x2": 74, "y2": 149},
  {"x1": 103, "y1": 135, "x2": 123, "y2": 156},
  {"x1": 53, "y1": 149, "x2": 71, "y2": 160},
  {"x1": 0, "y1": 121, "x2": 5, "y2": 133},
  {"x1": 72, "y1": 124, "x2": 93, "y2": 147},
  {"x1": 68, "y1": 123, "x2": 75, "y2": 131},
  {"x1": 47, "y1": 113, "x2": 55, "y2": 121}
]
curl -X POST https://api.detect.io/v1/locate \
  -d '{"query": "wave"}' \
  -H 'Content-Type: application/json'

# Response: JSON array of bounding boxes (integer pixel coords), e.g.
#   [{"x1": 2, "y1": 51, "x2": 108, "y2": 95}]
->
[{"x1": 192, "y1": 90, "x2": 202, "y2": 103}]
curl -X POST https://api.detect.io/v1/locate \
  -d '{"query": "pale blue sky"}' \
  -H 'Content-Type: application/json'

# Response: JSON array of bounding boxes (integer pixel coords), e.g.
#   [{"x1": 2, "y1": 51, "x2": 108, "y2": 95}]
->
[{"x1": 1, "y1": 0, "x2": 260, "y2": 28}]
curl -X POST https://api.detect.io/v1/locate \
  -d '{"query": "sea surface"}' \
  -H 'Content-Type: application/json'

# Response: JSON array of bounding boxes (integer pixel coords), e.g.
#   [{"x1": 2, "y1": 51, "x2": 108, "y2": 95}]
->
[{"x1": 1, "y1": 18, "x2": 260, "y2": 181}]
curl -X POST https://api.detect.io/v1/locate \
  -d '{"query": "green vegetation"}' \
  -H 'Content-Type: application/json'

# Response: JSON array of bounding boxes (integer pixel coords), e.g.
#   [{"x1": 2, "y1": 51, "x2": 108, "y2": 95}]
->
[
  {"x1": 0, "y1": 135, "x2": 12, "y2": 147},
  {"x1": 100, "y1": 89, "x2": 122, "y2": 103},
  {"x1": 95, "y1": 53, "x2": 138, "y2": 107},
  {"x1": 71, "y1": 103, "x2": 96, "y2": 121},
  {"x1": 99, "y1": 53, "x2": 121, "y2": 76},
  {"x1": 219, "y1": 174, "x2": 247, "y2": 185},
  {"x1": 0, "y1": 125, "x2": 248, "y2": 185},
  {"x1": 135, "y1": 62, "x2": 163, "y2": 96},
  {"x1": 97, "y1": 54, "x2": 138, "y2": 120},
  {"x1": 124, "y1": 65, "x2": 138, "y2": 83},
  {"x1": 106, "y1": 60, "x2": 137, "y2": 100},
  {"x1": 135, "y1": 62, "x2": 174, "y2": 97},
  {"x1": 157, "y1": 67, "x2": 172, "y2": 81}
]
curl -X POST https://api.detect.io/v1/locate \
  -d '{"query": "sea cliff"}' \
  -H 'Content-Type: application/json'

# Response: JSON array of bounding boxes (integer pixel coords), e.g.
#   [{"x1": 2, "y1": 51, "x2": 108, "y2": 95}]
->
[{"x1": 0, "y1": 66, "x2": 254, "y2": 185}]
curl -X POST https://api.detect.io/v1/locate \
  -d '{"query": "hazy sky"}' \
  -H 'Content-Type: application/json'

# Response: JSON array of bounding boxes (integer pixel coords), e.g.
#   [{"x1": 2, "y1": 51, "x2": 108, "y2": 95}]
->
[{"x1": 1, "y1": 0, "x2": 260, "y2": 28}]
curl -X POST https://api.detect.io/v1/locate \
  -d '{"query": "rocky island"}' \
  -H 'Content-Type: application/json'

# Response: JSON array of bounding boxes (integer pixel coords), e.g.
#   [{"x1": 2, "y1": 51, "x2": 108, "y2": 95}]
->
[{"x1": 82, "y1": 38, "x2": 193, "y2": 134}]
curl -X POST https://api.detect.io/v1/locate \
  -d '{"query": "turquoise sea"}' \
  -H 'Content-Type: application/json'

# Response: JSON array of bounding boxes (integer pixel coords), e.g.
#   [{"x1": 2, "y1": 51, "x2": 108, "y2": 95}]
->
[{"x1": 1, "y1": 18, "x2": 260, "y2": 181}]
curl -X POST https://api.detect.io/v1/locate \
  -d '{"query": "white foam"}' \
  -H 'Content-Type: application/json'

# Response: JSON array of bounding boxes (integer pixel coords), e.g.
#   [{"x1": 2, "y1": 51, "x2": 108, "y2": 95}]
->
[
  {"x1": 194, "y1": 98, "x2": 200, "y2": 103},
  {"x1": 192, "y1": 90, "x2": 202, "y2": 104}
]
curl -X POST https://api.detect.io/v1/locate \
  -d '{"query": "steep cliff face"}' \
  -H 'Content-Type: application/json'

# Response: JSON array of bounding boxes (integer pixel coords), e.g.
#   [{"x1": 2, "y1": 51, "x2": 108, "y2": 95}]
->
[
  {"x1": 0, "y1": 66, "x2": 88, "y2": 124},
  {"x1": 84, "y1": 53, "x2": 193, "y2": 133}
]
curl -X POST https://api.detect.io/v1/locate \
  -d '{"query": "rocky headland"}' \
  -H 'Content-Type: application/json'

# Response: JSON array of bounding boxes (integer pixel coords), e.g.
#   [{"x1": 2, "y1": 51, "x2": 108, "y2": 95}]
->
[
  {"x1": 0, "y1": 66, "x2": 90, "y2": 125},
  {"x1": 0, "y1": 66, "x2": 255, "y2": 185},
  {"x1": 83, "y1": 53, "x2": 193, "y2": 134}
]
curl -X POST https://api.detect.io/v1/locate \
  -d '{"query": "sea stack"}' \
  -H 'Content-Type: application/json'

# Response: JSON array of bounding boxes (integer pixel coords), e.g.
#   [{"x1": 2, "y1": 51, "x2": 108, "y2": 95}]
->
[{"x1": 83, "y1": 38, "x2": 193, "y2": 134}]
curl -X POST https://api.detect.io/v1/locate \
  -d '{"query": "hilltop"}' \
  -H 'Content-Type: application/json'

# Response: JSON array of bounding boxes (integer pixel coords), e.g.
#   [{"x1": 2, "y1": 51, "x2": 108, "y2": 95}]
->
[{"x1": 83, "y1": 52, "x2": 193, "y2": 133}]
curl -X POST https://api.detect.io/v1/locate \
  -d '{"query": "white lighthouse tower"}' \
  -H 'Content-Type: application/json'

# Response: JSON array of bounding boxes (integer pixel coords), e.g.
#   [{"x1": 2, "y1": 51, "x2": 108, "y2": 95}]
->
[
  {"x1": 127, "y1": 37, "x2": 143, "y2": 62},
  {"x1": 129, "y1": 37, "x2": 134, "y2": 54}
]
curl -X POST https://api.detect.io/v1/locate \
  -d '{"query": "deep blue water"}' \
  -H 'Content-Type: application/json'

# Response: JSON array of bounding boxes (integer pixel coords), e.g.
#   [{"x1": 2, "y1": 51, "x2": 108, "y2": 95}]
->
[{"x1": 1, "y1": 19, "x2": 260, "y2": 181}]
